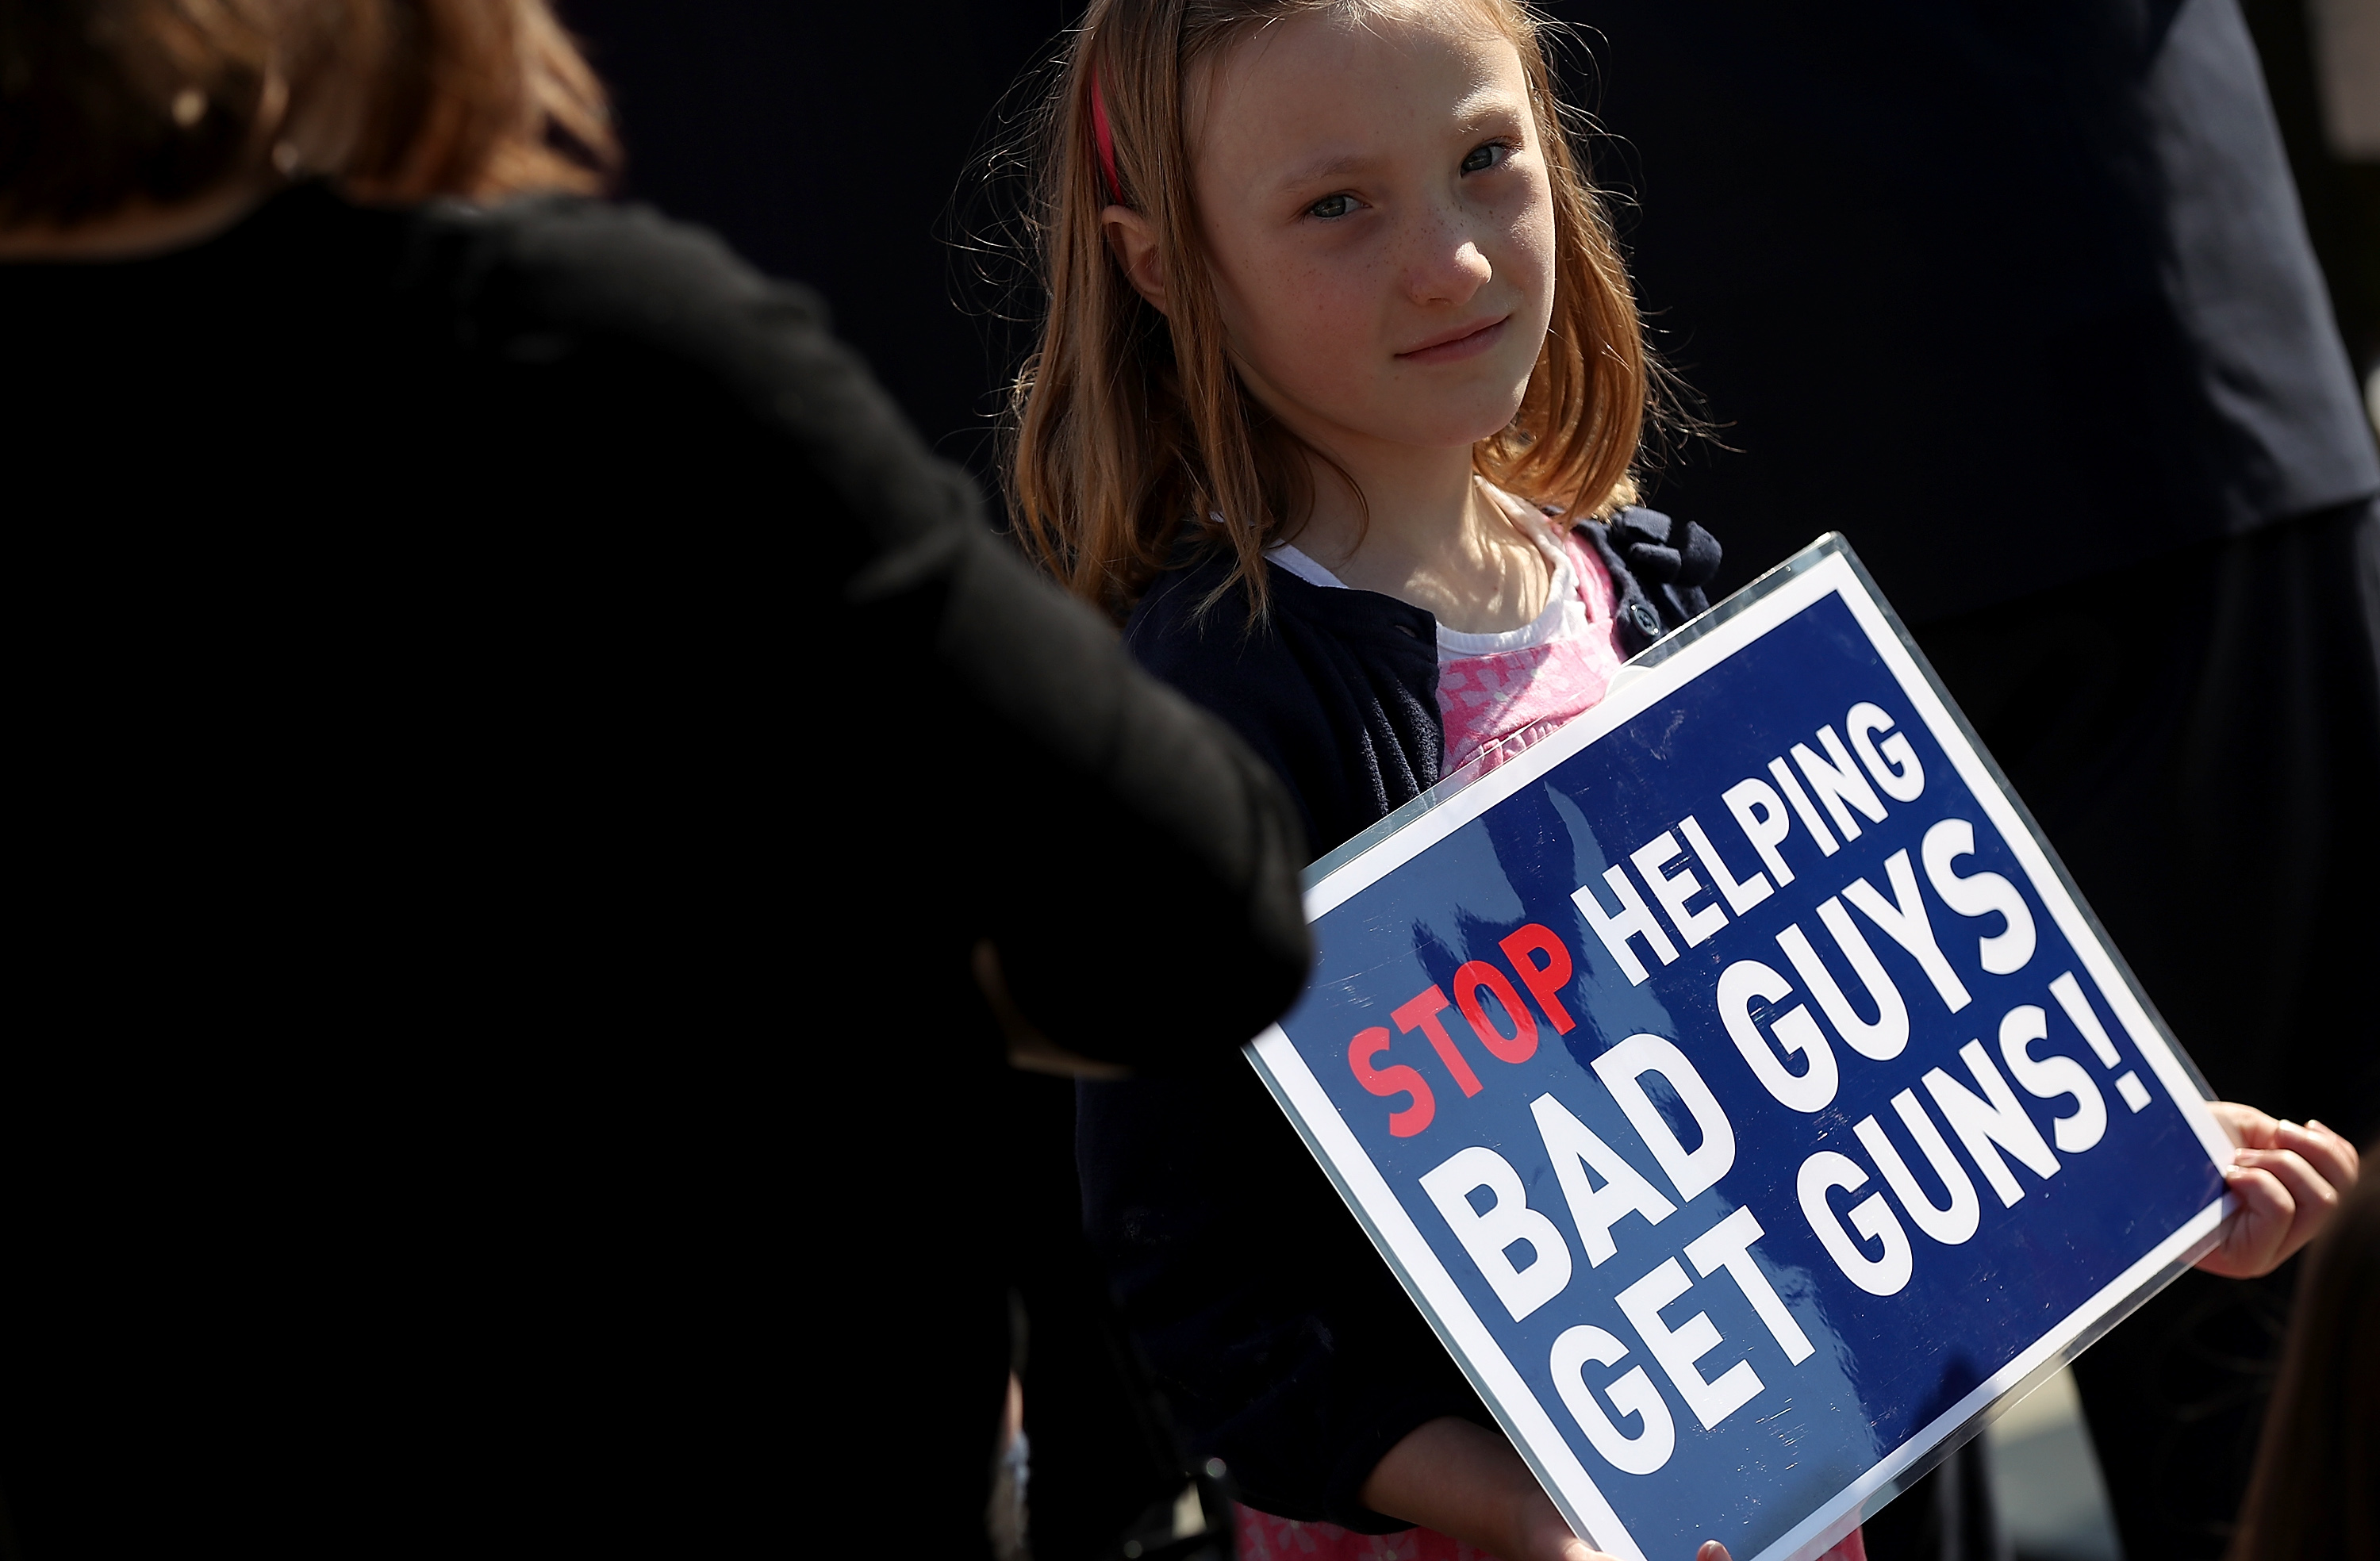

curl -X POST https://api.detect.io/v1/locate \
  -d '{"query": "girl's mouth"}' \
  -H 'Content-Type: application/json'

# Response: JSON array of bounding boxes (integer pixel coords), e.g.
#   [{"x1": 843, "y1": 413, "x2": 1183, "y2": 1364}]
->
[{"x1": 1396, "y1": 315, "x2": 1511, "y2": 364}]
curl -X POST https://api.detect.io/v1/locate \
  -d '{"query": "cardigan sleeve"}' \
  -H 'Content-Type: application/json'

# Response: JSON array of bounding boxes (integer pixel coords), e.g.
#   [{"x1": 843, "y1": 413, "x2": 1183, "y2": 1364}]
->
[{"x1": 1078, "y1": 1065, "x2": 1497, "y2": 1528}]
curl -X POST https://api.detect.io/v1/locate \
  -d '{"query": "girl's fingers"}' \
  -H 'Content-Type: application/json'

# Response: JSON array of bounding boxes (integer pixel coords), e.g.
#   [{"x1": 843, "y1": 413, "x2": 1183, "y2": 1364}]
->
[
  {"x1": 2238, "y1": 1145, "x2": 2343, "y2": 1252},
  {"x1": 2235, "y1": 1146, "x2": 2334, "y2": 1214},
  {"x1": 2279, "y1": 1118, "x2": 2359, "y2": 1196},
  {"x1": 2224, "y1": 1159, "x2": 2294, "y2": 1227},
  {"x1": 1698, "y1": 1544, "x2": 1732, "y2": 1561},
  {"x1": 2208, "y1": 1099, "x2": 2275, "y2": 1149},
  {"x1": 2202, "y1": 1162, "x2": 2292, "y2": 1276},
  {"x1": 2196, "y1": 1109, "x2": 2358, "y2": 1278}
]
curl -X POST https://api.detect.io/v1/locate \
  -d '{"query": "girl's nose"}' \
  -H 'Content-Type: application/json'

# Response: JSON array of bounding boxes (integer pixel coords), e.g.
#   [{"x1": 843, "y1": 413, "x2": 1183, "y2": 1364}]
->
[{"x1": 1407, "y1": 233, "x2": 1494, "y2": 309}]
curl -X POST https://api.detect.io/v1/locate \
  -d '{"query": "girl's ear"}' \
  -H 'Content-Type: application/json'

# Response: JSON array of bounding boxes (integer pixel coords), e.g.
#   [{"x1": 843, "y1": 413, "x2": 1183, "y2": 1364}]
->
[{"x1": 1101, "y1": 205, "x2": 1169, "y2": 315}]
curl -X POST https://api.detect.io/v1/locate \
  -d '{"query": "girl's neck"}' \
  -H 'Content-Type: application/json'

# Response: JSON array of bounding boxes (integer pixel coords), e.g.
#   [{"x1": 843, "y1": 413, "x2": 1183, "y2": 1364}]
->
[{"x1": 1284, "y1": 439, "x2": 1551, "y2": 635}]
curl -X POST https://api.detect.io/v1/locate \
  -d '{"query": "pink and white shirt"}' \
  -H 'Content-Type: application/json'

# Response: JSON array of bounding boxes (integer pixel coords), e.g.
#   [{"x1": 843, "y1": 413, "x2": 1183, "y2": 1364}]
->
[{"x1": 1269, "y1": 520, "x2": 1629, "y2": 787}]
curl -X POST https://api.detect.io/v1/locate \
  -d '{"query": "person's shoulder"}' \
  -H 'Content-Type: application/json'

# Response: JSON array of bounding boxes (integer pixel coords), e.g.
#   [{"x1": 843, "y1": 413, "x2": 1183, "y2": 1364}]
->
[
  {"x1": 405, "y1": 193, "x2": 827, "y2": 381},
  {"x1": 465, "y1": 196, "x2": 779, "y2": 297},
  {"x1": 406, "y1": 191, "x2": 974, "y2": 554}
]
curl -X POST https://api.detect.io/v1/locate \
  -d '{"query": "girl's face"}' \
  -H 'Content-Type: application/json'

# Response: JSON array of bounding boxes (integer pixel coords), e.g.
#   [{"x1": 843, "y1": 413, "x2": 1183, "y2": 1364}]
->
[{"x1": 1190, "y1": 6, "x2": 1557, "y2": 458}]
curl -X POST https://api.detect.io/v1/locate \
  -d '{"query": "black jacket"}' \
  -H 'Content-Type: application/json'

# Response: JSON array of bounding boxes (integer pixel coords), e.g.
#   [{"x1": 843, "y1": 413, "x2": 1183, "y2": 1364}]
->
[{"x1": 1079, "y1": 508, "x2": 1717, "y2": 1528}]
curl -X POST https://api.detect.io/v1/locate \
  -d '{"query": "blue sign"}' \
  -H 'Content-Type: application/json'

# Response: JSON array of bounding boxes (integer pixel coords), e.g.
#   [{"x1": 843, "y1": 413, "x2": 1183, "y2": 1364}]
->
[{"x1": 1247, "y1": 537, "x2": 2232, "y2": 1561}]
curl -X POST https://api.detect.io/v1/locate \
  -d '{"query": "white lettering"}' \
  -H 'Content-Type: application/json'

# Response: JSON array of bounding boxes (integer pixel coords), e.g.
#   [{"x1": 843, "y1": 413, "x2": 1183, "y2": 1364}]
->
[
  {"x1": 1921, "y1": 819, "x2": 2036, "y2": 976},
  {"x1": 2047, "y1": 972, "x2": 2122, "y2": 1067},
  {"x1": 1854, "y1": 1090, "x2": 1981, "y2": 1245},
  {"x1": 1722, "y1": 778, "x2": 1800, "y2": 888},
  {"x1": 1716, "y1": 959, "x2": 1839, "y2": 1113},
  {"x1": 1632, "y1": 831, "x2": 1729, "y2": 947},
  {"x1": 1419, "y1": 1145, "x2": 1575, "y2": 1320},
  {"x1": 1998, "y1": 1003, "x2": 2106, "y2": 1153},
  {"x1": 1591, "y1": 1034, "x2": 1738, "y2": 1202},
  {"x1": 1792, "y1": 727, "x2": 1890, "y2": 840},
  {"x1": 1923, "y1": 1041, "x2": 2061, "y2": 1206},
  {"x1": 1549, "y1": 1325, "x2": 1677, "y2": 1475},
  {"x1": 1767, "y1": 757, "x2": 1841, "y2": 857},
  {"x1": 1680, "y1": 813, "x2": 1773, "y2": 914},
  {"x1": 1846, "y1": 702, "x2": 1925, "y2": 803},
  {"x1": 1572, "y1": 865, "x2": 1679, "y2": 986},
  {"x1": 1843, "y1": 848, "x2": 1973, "y2": 1013},
  {"x1": 1616, "y1": 1259, "x2": 1764, "y2": 1430},
  {"x1": 1797, "y1": 1150, "x2": 1914, "y2": 1296},
  {"x1": 1683, "y1": 1204, "x2": 1816, "y2": 1364},
  {"x1": 1774, "y1": 899, "x2": 1910, "y2": 1060},
  {"x1": 1530, "y1": 1093, "x2": 1678, "y2": 1268}
]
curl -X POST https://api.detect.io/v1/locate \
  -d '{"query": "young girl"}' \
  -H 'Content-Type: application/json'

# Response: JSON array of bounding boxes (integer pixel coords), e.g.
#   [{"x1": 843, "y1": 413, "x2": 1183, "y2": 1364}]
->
[{"x1": 1006, "y1": 2, "x2": 1718, "y2": 1557}]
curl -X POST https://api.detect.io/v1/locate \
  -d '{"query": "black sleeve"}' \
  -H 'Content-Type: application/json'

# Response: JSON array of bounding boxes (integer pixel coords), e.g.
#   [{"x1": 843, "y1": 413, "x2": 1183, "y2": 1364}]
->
[{"x1": 1080, "y1": 1066, "x2": 1495, "y2": 1528}]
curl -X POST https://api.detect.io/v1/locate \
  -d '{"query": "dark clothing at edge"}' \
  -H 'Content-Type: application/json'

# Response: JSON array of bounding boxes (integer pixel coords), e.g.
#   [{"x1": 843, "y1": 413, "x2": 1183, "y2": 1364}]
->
[
  {"x1": 1081, "y1": 513, "x2": 1715, "y2": 1528},
  {"x1": 0, "y1": 182, "x2": 1311, "y2": 1558}
]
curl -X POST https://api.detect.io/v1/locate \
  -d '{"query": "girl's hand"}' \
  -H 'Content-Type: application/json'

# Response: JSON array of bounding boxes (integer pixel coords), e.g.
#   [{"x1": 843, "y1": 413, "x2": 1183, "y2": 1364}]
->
[{"x1": 2198, "y1": 1102, "x2": 2360, "y2": 1278}]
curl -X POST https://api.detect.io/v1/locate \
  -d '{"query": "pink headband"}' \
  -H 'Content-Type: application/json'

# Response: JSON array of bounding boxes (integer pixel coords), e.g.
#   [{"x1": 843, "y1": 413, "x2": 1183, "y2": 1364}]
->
[{"x1": 1090, "y1": 72, "x2": 1126, "y2": 205}]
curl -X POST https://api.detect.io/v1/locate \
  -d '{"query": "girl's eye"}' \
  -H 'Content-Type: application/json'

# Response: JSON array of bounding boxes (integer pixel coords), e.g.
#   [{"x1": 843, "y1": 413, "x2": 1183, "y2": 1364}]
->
[
  {"x1": 1461, "y1": 140, "x2": 1512, "y2": 175},
  {"x1": 1307, "y1": 192, "x2": 1359, "y2": 221}
]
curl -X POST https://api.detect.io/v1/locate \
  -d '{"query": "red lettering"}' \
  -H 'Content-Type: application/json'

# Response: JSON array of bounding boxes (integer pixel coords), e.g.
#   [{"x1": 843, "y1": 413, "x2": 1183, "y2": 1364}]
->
[
  {"x1": 1392, "y1": 986, "x2": 1484, "y2": 1097},
  {"x1": 1499, "y1": 923, "x2": 1578, "y2": 1034},
  {"x1": 1453, "y1": 961, "x2": 1539, "y2": 1064},
  {"x1": 1349, "y1": 1026, "x2": 1437, "y2": 1137}
]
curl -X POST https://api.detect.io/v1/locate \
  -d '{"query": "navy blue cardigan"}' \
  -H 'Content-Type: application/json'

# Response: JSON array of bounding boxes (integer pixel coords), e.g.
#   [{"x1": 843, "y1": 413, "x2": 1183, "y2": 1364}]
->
[{"x1": 1081, "y1": 508, "x2": 1719, "y2": 1528}]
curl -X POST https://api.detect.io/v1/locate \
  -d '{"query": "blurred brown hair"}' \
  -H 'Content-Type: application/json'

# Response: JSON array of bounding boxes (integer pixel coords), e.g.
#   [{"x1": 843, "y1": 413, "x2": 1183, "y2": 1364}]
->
[
  {"x1": 1000, "y1": 0, "x2": 1649, "y2": 619},
  {"x1": 0, "y1": 0, "x2": 615, "y2": 227},
  {"x1": 2227, "y1": 1148, "x2": 2380, "y2": 1561}
]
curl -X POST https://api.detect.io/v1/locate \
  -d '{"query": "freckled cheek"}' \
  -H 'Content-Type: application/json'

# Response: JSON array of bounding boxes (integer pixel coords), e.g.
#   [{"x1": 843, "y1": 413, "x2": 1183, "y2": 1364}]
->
[
  {"x1": 1253, "y1": 263, "x2": 1380, "y2": 393},
  {"x1": 1498, "y1": 209, "x2": 1557, "y2": 300},
  {"x1": 1484, "y1": 179, "x2": 1557, "y2": 297}
]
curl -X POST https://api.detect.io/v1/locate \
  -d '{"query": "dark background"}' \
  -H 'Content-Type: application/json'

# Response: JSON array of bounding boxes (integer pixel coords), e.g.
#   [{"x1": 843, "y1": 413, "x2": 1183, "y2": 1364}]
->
[
  {"x1": 555, "y1": 3, "x2": 1082, "y2": 482},
  {"x1": 556, "y1": 0, "x2": 2378, "y2": 580}
]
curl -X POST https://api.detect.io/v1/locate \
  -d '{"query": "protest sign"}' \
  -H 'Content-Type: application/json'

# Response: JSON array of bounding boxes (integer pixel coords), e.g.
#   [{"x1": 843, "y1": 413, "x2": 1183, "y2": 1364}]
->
[{"x1": 1246, "y1": 535, "x2": 2234, "y2": 1561}]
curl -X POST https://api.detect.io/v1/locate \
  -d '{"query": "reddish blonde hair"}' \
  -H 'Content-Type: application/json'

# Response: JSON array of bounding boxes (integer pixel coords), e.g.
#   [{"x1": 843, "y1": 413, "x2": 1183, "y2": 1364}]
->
[
  {"x1": 1002, "y1": 0, "x2": 1649, "y2": 618},
  {"x1": 0, "y1": 0, "x2": 615, "y2": 226}
]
